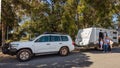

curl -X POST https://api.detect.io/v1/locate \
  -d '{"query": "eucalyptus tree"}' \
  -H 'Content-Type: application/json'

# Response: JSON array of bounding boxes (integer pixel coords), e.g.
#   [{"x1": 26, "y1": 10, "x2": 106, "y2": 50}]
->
[
  {"x1": 76, "y1": 0, "x2": 120, "y2": 28},
  {"x1": 1, "y1": 0, "x2": 31, "y2": 45},
  {"x1": 1, "y1": 0, "x2": 17, "y2": 45}
]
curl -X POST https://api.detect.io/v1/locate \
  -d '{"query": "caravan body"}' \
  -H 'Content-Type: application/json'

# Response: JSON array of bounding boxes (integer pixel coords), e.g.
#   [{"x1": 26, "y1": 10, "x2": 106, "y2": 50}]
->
[{"x1": 75, "y1": 27, "x2": 118, "y2": 47}]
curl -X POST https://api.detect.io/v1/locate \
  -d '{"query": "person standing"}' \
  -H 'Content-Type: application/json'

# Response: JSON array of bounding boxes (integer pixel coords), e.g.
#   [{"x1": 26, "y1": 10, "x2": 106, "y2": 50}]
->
[
  {"x1": 103, "y1": 36, "x2": 110, "y2": 52},
  {"x1": 108, "y1": 39, "x2": 113, "y2": 52},
  {"x1": 99, "y1": 30, "x2": 104, "y2": 40}
]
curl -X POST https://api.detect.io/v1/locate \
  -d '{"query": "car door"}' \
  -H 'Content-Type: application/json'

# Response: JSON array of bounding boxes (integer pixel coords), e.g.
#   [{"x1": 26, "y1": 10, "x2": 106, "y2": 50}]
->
[
  {"x1": 49, "y1": 35, "x2": 62, "y2": 52},
  {"x1": 34, "y1": 35, "x2": 51, "y2": 53}
]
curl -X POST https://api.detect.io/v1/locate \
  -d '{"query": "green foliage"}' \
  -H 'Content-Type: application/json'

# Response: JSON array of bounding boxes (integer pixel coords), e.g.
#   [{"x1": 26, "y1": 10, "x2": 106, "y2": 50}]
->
[
  {"x1": 2, "y1": 0, "x2": 120, "y2": 41},
  {"x1": 1, "y1": 0, "x2": 17, "y2": 28}
]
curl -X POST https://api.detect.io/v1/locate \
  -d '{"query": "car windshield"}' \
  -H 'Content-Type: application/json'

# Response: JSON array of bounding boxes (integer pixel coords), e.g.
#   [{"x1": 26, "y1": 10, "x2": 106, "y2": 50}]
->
[{"x1": 29, "y1": 37, "x2": 37, "y2": 41}]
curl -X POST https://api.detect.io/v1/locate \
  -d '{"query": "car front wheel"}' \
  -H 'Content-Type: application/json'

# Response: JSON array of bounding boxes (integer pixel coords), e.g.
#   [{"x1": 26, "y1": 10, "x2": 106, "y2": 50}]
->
[{"x1": 17, "y1": 49, "x2": 33, "y2": 61}]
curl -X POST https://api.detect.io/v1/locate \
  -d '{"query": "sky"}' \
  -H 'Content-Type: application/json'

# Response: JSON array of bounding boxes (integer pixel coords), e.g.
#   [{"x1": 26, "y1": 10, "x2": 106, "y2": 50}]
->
[
  {"x1": 47, "y1": 0, "x2": 51, "y2": 4},
  {"x1": 113, "y1": 15, "x2": 119, "y2": 24}
]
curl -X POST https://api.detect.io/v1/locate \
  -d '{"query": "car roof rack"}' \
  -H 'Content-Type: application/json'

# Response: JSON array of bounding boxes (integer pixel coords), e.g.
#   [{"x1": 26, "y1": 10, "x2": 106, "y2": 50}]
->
[{"x1": 43, "y1": 32, "x2": 66, "y2": 35}]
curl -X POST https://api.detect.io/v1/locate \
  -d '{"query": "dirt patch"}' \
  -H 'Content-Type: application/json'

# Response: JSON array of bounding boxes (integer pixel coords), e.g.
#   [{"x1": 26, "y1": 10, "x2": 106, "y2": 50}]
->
[
  {"x1": 0, "y1": 47, "x2": 14, "y2": 62},
  {"x1": 0, "y1": 52, "x2": 16, "y2": 62}
]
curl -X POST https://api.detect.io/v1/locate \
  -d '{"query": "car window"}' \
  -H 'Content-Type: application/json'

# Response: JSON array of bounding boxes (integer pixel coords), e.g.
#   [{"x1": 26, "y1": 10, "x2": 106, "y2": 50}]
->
[
  {"x1": 35, "y1": 36, "x2": 50, "y2": 42},
  {"x1": 50, "y1": 36, "x2": 60, "y2": 42},
  {"x1": 61, "y1": 36, "x2": 68, "y2": 41}
]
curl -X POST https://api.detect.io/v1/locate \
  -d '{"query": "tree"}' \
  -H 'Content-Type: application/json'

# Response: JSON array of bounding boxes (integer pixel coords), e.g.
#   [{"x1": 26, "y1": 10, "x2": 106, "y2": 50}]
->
[
  {"x1": 2, "y1": 0, "x2": 120, "y2": 43},
  {"x1": 76, "y1": 0, "x2": 120, "y2": 29},
  {"x1": 1, "y1": 0, "x2": 31, "y2": 45},
  {"x1": 1, "y1": 0, "x2": 17, "y2": 46}
]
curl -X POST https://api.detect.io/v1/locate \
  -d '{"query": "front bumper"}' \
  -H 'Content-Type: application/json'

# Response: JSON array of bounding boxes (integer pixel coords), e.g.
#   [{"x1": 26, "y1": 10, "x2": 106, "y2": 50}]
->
[{"x1": 2, "y1": 43, "x2": 17, "y2": 55}]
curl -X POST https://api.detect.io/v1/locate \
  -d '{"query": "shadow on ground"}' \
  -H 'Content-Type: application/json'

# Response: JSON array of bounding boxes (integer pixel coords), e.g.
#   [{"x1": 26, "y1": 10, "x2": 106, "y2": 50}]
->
[
  {"x1": 1, "y1": 46, "x2": 120, "y2": 68},
  {"x1": 77, "y1": 46, "x2": 120, "y2": 54},
  {"x1": 0, "y1": 50, "x2": 93, "y2": 68}
]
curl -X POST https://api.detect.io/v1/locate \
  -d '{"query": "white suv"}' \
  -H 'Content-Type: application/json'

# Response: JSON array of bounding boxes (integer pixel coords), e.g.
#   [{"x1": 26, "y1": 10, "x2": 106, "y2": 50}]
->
[{"x1": 2, "y1": 33, "x2": 75, "y2": 61}]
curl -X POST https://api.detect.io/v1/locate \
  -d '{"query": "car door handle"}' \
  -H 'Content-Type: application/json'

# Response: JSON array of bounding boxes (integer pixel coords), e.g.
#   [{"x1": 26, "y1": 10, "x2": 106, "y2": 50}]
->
[{"x1": 47, "y1": 43, "x2": 50, "y2": 45}]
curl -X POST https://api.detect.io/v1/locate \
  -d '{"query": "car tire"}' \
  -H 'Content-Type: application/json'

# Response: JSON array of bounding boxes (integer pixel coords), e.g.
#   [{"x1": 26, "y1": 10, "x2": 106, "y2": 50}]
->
[
  {"x1": 17, "y1": 49, "x2": 33, "y2": 62},
  {"x1": 59, "y1": 47, "x2": 69, "y2": 56}
]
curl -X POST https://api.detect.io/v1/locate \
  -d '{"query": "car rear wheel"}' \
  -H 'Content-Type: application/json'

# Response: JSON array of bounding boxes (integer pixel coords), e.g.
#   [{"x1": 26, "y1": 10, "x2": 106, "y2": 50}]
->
[
  {"x1": 17, "y1": 49, "x2": 33, "y2": 61},
  {"x1": 59, "y1": 47, "x2": 69, "y2": 56}
]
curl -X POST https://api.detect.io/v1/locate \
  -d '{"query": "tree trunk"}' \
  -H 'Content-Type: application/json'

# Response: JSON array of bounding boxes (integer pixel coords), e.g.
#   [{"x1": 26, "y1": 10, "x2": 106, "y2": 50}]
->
[{"x1": 2, "y1": 22, "x2": 6, "y2": 46}]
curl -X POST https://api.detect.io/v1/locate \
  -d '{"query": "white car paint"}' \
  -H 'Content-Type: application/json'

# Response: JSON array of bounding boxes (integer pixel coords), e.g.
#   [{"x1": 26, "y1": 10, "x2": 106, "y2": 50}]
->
[{"x1": 10, "y1": 34, "x2": 75, "y2": 54}]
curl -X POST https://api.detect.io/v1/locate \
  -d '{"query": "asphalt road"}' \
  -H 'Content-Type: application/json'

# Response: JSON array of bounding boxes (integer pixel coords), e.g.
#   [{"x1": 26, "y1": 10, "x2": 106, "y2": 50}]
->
[{"x1": 0, "y1": 47, "x2": 120, "y2": 68}]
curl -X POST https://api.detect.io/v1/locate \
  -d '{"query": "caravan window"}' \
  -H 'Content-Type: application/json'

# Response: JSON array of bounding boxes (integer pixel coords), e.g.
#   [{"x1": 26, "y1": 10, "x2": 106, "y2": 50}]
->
[
  {"x1": 81, "y1": 31, "x2": 91, "y2": 38},
  {"x1": 78, "y1": 35, "x2": 81, "y2": 38},
  {"x1": 113, "y1": 37, "x2": 117, "y2": 39},
  {"x1": 113, "y1": 32, "x2": 117, "y2": 34}
]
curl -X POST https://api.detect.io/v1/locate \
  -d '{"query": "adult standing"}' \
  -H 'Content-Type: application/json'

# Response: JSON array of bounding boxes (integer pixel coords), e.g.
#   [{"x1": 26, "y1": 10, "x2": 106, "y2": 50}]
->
[
  {"x1": 99, "y1": 30, "x2": 104, "y2": 39},
  {"x1": 103, "y1": 36, "x2": 110, "y2": 52}
]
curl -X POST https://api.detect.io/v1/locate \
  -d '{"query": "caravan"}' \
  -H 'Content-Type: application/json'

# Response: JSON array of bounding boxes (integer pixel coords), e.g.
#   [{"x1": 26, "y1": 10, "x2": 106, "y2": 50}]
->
[{"x1": 75, "y1": 27, "x2": 118, "y2": 47}]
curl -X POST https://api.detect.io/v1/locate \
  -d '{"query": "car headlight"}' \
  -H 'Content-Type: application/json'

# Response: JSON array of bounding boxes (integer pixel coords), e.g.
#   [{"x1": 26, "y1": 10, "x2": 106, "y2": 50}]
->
[{"x1": 10, "y1": 44, "x2": 19, "y2": 48}]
